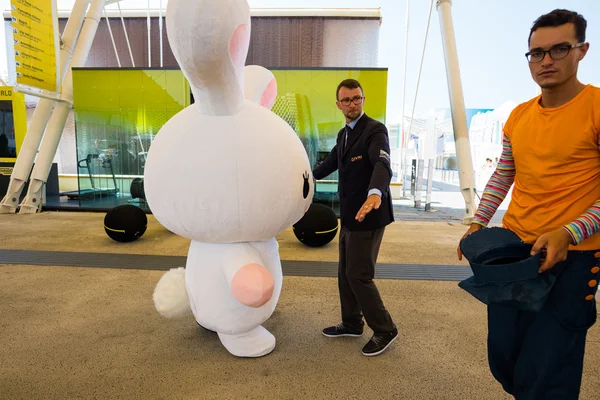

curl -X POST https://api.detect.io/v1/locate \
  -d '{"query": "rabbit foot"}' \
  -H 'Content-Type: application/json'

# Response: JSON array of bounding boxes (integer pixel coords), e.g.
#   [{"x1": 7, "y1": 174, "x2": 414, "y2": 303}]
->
[
  {"x1": 218, "y1": 325, "x2": 275, "y2": 357},
  {"x1": 231, "y1": 263, "x2": 274, "y2": 307}
]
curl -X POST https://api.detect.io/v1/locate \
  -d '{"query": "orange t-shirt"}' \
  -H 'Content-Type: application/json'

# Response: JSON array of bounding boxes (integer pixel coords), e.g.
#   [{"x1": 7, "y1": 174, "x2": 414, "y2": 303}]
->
[{"x1": 502, "y1": 85, "x2": 600, "y2": 250}]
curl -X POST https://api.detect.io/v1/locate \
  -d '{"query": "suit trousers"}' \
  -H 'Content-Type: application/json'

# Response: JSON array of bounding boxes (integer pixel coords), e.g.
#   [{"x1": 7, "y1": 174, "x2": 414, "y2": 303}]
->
[{"x1": 338, "y1": 225, "x2": 396, "y2": 335}]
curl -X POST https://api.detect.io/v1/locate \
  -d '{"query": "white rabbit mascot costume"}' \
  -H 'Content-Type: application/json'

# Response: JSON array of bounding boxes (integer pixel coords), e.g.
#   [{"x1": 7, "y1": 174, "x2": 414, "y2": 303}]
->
[{"x1": 144, "y1": 0, "x2": 313, "y2": 358}]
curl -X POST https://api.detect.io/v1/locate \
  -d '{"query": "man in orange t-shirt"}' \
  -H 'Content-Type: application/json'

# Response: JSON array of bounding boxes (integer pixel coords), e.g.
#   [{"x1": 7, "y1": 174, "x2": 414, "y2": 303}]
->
[{"x1": 458, "y1": 9, "x2": 600, "y2": 399}]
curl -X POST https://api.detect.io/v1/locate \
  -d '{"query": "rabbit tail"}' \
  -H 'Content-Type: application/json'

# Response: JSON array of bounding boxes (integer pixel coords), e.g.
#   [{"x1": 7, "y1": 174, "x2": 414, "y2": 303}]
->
[{"x1": 153, "y1": 267, "x2": 192, "y2": 318}]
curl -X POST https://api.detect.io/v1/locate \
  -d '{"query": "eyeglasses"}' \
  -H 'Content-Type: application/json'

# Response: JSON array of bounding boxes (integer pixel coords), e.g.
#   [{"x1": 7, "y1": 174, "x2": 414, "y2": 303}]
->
[
  {"x1": 339, "y1": 96, "x2": 364, "y2": 106},
  {"x1": 525, "y1": 42, "x2": 584, "y2": 63}
]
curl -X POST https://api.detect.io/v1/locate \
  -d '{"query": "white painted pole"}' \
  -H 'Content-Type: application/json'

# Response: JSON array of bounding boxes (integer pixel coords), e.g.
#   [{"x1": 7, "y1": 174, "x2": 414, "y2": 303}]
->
[
  {"x1": 147, "y1": 0, "x2": 151, "y2": 67},
  {"x1": 425, "y1": 158, "x2": 434, "y2": 211},
  {"x1": 104, "y1": 8, "x2": 121, "y2": 67},
  {"x1": 60, "y1": 0, "x2": 91, "y2": 82},
  {"x1": 0, "y1": 0, "x2": 91, "y2": 213},
  {"x1": 19, "y1": 0, "x2": 107, "y2": 213},
  {"x1": 405, "y1": 0, "x2": 434, "y2": 202},
  {"x1": 159, "y1": 0, "x2": 164, "y2": 67},
  {"x1": 436, "y1": 0, "x2": 476, "y2": 224},
  {"x1": 117, "y1": 1, "x2": 135, "y2": 67},
  {"x1": 400, "y1": 0, "x2": 410, "y2": 196}
]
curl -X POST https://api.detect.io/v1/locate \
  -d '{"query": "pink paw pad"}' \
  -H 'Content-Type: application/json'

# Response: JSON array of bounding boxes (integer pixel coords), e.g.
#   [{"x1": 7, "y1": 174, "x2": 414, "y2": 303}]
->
[{"x1": 231, "y1": 263, "x2": 274, "y2": 308}]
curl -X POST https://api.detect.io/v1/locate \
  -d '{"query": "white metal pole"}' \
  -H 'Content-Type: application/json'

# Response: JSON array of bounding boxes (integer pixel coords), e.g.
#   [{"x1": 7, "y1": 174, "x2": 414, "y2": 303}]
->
[
  {"x1": 19, "y1": 0, "x2": 107, "y2": 213},
  {"x1": 400, "y1": 0, "x2": 410, "y2": 196},
  {"x1": 117, "y1": 1, "x2": 135, "y2": 67},
  {"x1": 159, "y1": 0, "x2": 164, "y2": 67},
  {"x1": 436, "y1": 0, "x2": 476, "y2": 224},
  {"x1": 60, "y1": 0, "x2": 91, "y2": 82},
  {"x1": 415, "y1": 159, "x2": 424, "y2": 207},
  {"x1": 0, "y1": 0, "x2": 91, "y2": 213},
  {"x1": 147, "y1": 0, "x2": 151, "y2": 67},
  {"x1": 104, "y1": 8, "x2": 121, "y2": 67},
  {"x1": 407, "y1": 0, "x2": 434, "y2": 151},
  {"x1": 406, "y1": 0, "x2": 434, "y2": 203},
  {"x1": 425, "y1": 159, "x2": 434, "y2": 210}
]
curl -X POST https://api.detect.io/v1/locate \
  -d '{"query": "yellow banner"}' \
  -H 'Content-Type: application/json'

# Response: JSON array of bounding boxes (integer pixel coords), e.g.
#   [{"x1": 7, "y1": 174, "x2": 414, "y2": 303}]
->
[{"x1": 10, "y1": 0, "x2": 60, "y2": 95}]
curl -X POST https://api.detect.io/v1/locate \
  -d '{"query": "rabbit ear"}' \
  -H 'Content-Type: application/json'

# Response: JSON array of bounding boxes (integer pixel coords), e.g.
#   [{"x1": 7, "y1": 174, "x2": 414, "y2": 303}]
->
[
  {"x1": 259, "y1": 78, "x2": 277, "y2": 110},
  {"x1": 243, "y1": 65, "x2": 278, "y2": 110},
  {"x1": 229, "y1": 23, "x2": 250, "y2": 76}
]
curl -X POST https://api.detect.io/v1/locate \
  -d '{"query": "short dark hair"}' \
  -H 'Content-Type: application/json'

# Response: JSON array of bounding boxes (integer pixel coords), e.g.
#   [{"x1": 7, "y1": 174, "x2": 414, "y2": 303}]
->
[
  {"x1": 529, "y1": 9, "x2": 587, "y2": 46},
  {"x1": 336, "y1": 79, "x2": 363, "y2": 101}
]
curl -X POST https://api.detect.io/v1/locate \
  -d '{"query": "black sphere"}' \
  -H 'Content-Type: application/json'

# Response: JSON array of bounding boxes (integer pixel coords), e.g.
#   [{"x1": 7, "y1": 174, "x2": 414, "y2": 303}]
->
[
  {"x1": 293, "y1": 203, "x2": 338, "y2": 247},
  {"x1": 130, "y1": 178, "x2": 145, "y2": 200},
  {"x1": 104, "y1": 205, "x2": 148, "y2": 242}
]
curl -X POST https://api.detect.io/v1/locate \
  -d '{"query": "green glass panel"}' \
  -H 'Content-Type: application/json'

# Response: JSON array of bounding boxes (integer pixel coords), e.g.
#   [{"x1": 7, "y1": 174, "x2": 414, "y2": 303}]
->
[{"x1": 71, "y1": 68, "x2": 387, "y2": 213}]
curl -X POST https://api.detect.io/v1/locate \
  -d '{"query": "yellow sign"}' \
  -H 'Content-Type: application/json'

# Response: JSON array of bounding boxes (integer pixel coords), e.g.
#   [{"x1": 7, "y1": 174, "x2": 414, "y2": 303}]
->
[
  {"x1": 0, "y1": 87, "x2": 27, "y2": 163},
  {"x1": 10, "y1": 0, "x2": 60, "y2": 97}
]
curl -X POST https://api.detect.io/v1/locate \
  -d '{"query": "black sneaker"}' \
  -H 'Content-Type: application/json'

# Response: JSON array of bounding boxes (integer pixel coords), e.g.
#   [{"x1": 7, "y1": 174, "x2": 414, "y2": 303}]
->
[
  {"x1": 361, "y1": 330, "x2": 398, "y2": 356},
  {"x1": 322, "y1": 323, "x2": 364, "y2": 338}
]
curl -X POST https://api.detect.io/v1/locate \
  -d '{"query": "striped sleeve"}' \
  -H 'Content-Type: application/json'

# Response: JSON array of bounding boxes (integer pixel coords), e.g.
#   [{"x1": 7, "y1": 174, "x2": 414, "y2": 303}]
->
[
  {"x1": 562, "y1": 135, "x2": 600, "y2": 244},
  {"x1": 563, "y1": 202, "x2": 600, "y2": 244},
  {"x1": 472, "y1": 135, "x2": 516, "y2": 227}
]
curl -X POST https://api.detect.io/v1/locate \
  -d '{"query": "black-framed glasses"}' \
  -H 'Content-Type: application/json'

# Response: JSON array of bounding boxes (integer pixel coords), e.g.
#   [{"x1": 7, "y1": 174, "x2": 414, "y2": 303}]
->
[
  {"x1": 525, "y1": 42, "x2": 584, "y2": 63},
  {"x1": 339, "y1": 96, "x2": 364, "y2": 106}
]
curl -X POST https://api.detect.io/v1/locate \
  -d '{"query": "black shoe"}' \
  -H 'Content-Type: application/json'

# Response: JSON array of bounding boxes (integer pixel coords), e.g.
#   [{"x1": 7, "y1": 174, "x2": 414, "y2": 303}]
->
[
  {"x1": 322, "y1": 323, "x2": 364, "y2": 338},
  {"x1": 361, "y1": 330, "x2": 398, "y2": 356}
]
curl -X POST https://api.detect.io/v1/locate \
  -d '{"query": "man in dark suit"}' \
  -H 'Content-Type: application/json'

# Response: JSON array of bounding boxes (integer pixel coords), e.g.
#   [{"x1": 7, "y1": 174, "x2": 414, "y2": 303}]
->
[{"x1": 313, "y1": 79, "x2": 397, "y2": 356}]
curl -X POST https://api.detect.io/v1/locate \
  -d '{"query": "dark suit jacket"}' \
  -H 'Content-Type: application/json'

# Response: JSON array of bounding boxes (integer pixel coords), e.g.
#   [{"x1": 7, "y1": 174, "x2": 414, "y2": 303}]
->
[{"x1": 313, "y1": 113, "x2": 394, "y2": 231}]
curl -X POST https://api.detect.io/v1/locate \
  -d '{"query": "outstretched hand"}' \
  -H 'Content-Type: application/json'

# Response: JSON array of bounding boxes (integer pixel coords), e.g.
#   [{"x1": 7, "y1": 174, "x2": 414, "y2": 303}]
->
[
  {"x1": 531, "y1": 228, "x2": 573, "y2": 273},
  {"x1": 355, "y1": 194, "x2": 382, "y2": 222}
]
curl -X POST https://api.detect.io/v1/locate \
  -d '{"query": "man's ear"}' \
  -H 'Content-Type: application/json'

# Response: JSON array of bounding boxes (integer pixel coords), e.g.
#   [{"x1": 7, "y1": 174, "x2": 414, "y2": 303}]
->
[
  {"x1": 336, "y1": 102, "x2": 342, "y2": 111},
  {"x1": 579, "y1": 42, "x2": 590, "y2": 60}
]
